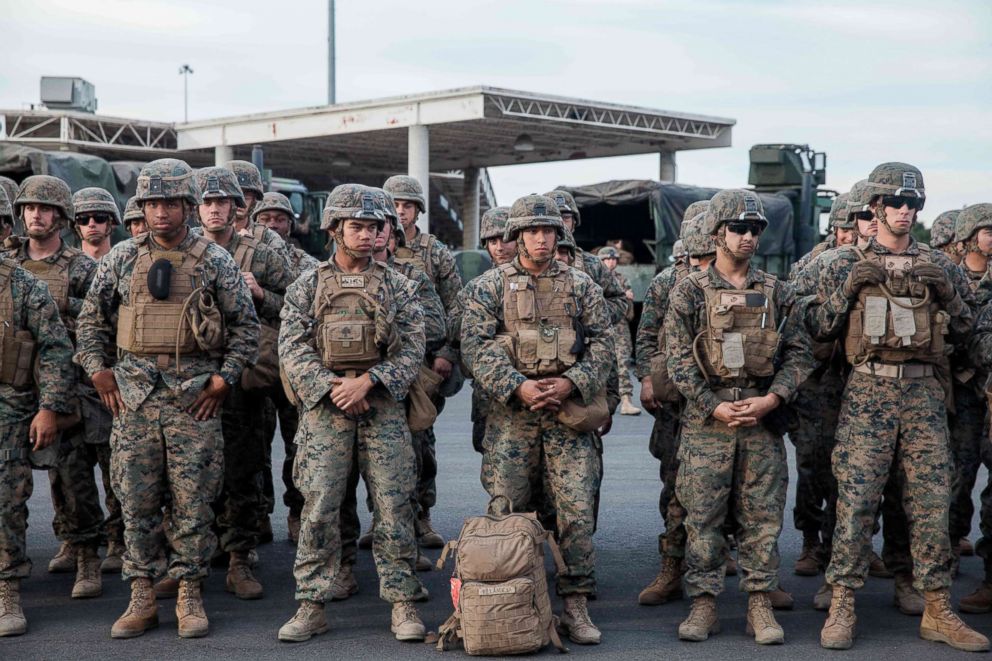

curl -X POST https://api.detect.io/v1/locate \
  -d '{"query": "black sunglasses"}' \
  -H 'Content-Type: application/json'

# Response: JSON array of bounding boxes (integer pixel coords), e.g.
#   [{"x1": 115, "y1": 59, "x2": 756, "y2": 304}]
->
[
  {"x1": 75, "y1": 214, "x2": 112, "y2": 226},
  {"x1": 881, "y1": 195, "x2": 923, "y2": 210},
  {"x1": 725, "y1": 221, "x2": 764, "y2": 237},
  {"x1": 852, "y1": 210, "x2": 874, "y2": 221}
]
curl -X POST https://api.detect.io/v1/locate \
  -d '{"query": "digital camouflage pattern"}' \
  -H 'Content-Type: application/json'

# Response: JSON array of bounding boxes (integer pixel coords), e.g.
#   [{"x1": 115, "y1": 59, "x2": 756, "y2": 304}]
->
[
  {"x1": 479, "y1": 206, "x2": 511, "y2": 244},
  {"x1": 828, "y1": 192, "x2": 853, "y2": 229},
  {"x1": 2, "y1": 238, "x2": 96, "y2": 323},
  {"x1": 863, "y1": 162, "x2": 926, "y2": 207},
  {"x1": 700, "y1": 189, "x2": 766, "y2": 236},
  {"x1": 682, "y1": 213, "x2": 717, "y2": 258},
  {"x1": 402, "y1": 228, "x2": 462, "y2": 363},
  {"x1": 930, "y1": 210, "x2": 961, "y2": 249},
  {"x1": 72, "y1": 187, "x2": 121, "y2": 224},
  {"x1": 461, "y1": 256, "x2": 613, "y2": 594},
  {"x1": 123, "y1": 196, "x2": 143, "y2": 224},
  {"x1": 955, "y1": 203, "x2": 992, "y2": 244},
  {"x1": 679, "y1": 200, "x2": 710, "y2": 238},
  {"x1": 134, "y1": 158, "x2": 201, "y2": 208},
  {"x1": 225, "y1": 160, "x2": 264, "y2": 198},
  {"x1": 195, "y1": 167, "x2": 246, "y2": 208},
  {"x1": 14, "y1": 175, "x2": 73, "y2": 221},
  {"x1": 383, "y1": 175, "x2": 427, "y2": 213},
  {"x1": 543, "y1": 189, "x2": 581, "y2": 226},
  {"x1": 610, "y1": 268, "x2": 635, "y2": 397},
  {"x1": 0, "y1": 188, "x2": 11, "y2": 222}
]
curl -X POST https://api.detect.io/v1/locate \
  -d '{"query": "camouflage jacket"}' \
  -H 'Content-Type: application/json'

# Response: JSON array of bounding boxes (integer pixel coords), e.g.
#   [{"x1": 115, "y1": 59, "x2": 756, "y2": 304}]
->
[
  {"x1": 2, "y1": 236, "x2": 96, "y2": 322},
  {"x1": 405, "y1": 228, "x2": 463, "y2": 364},
  {"x1": 806, "y1": 237, "x2": 974, "y2": 345},
  {"x1": 74, "y1": 229, "x2": 260, "y2": 411},
  {"x1": 665, "y1": 263, "x2": 814, "y2": 423},
  {"x1": 278, "y1": 256, "x2": 425, "y2": 409},
  {"x1": 460, "y1": 256, "x2": 613, "y2": 405},
  {"x1": 577, "y1": 247, "x2": 629, "y2": 325},
  {"x1": 789, "y1": 236, "x2": 836, "y2": 280},
  {"x1": 634, "y1": 264, "x2": 679, "y2": 379},
  {"x1": 0, "y1": 260, "x2": 75, "y2": 426},
  {"x1": 245, "y1": 222, "x2": 296, "y2": 270},
  {"x1": 290, "y1": 245, "x2": 320, "y2": 278},
  {"x1": 383, "y1": 255, "x2": 446, "y2": 356}
]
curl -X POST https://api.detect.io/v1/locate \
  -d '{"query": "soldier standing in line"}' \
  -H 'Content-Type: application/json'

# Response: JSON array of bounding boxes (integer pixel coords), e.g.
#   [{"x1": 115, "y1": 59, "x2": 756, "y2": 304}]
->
[
  {"x1": 808, "y1": 163, "x2": 986, "y2": 652},
  {"x1": 75, "y1": 158, "x2": 259, "y2": 639},
  {"x1": 598, "y1": 246, "x2": 641, "y2": 416},
  {"x1": 122, "y1": 197, "x2": 147, "y2": 238},
  {"x1": 0, "y1": 178, "x2": 22, "y2": 236},
  {"x1": 930, "y1": 210, "x2": 963, "y2": 265},
  {"x1": 461, "y1": 195, "x2": 613, "y2": 645},
  {"x1": 277, "y1": 184, "x2": 428, "y2": 643},
  {"x1": 0, "y1": 257, "x2": 75, "y2": 637}
]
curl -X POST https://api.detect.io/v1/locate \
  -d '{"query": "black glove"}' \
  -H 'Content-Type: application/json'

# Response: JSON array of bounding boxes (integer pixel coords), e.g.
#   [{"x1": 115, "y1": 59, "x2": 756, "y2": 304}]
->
[
  {"x1": 911, "y1": 262, "x2": 956, "y2": 302},
  {"x1": 841, "y1": 261, "x2": 886, "y2": 299}
]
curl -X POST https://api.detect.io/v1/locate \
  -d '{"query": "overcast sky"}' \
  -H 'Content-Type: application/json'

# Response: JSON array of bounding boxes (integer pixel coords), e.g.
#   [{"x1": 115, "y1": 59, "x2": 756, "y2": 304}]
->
[{"x1": 2, "y1": 0, "x2": 989, "y2": 225}]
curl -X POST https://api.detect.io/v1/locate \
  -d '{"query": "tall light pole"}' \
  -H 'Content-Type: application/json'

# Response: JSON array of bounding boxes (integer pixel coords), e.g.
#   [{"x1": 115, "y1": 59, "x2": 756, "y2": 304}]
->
[
  {"x1": 179, "y1": 64, "x2": 194, "y2": 122},
  {"x1": 327, "y1": 0, "x2": 335, "y2": 104}
]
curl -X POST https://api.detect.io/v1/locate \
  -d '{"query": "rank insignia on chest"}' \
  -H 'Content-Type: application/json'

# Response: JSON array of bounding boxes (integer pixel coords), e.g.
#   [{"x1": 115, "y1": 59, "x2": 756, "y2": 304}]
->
[
  {"x1": 340, "y1": 275, "x2": 365, "y2": 288},
  {"x1": 720, "y1": 293, "x2": 746, "y2": 307},
  {"x1": 884, "y1": 256, "x2": 913, "y2": 274}
]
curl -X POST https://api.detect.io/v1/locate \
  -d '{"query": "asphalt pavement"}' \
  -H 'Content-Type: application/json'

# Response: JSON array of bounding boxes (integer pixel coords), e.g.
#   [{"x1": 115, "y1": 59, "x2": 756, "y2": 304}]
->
[{"x1": 2, "y1": 382, "x2": 987, "y2": 659}]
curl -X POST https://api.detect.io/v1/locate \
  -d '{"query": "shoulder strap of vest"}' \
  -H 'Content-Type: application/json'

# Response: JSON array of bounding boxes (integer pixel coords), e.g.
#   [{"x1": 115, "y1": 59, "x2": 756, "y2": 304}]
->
[
  {"x1": 688, "y1": 269, "x2": 710, "y2": 291},
  {"x1": 252, "y1": 223, "x2": 267, "y2": 242},
  {"x1": 232, "y1": 233, "x2": 259, "y2": 271},
  {"x1": 416, "y1": 232, "x2": 432, "y2": 251},
  {"x1": 187, "y1": 234, "x2": 211, "y2": 261},
  {"x1": 916, "y1": 243, "x2": 932, "y2": 263}
]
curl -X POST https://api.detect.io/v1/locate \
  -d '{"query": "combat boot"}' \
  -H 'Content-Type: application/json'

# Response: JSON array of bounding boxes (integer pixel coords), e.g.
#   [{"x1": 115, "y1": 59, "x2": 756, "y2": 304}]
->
[
  {"x1": 894, "y1": 573, "x2": 924, "y2": 615},
  {"x1": 794, "y1": 537, "x2": 822, "y2": 576},
  {"x1": 330, "y1": 564, "x2": 358, "y2": 601},
  {"x1": 358, "y1": 524, "x2": 374, "y2": 550},
  {"x1": 390, "y1": 601, "x2": 426, "y2": 641},
  {"x1": 176, "y1": 579, "x2": 209, "y2": 638},
  {"x1": 768, "y1": 587, "x2": 794, "y2": 610},
  {"x1": 111, "y1": 578, "x2": 158, "y2": 638},
  {"x1": 813, "y1": 582, "x2": 832, "y2": 611},
  {"x1": 0, "y1": 579, "x2": 26, "y2": 637},
  {"x1": 820, "y1": 585, "x2": 855, "y2": 650},
  {"x1": 960, "y1": 582, "x2": 992, "y2": 614},
  {"x1": 678, "y1": 594, "x2": 719, "y2": 642},
  {"x1": 48, "y1": 541, "x2": 75, "y2": 573},
  {"x1": 287, "y1": 512, "x2": 300, "y2": 546},
  {"x1": 746, "y1": 592, "x2": 785, "y2": 645},
  {"x1": 920, "y1": 589, "x2": 990, "y2": 652},
  {"x1": 100, "y1": 541, "x2": 125, "y2": 574},
  {"x1": 154, "y1": 575, "x2": 179, "y2": 599},
  {"x1": 415, "y1": 551, "x2": 433, "y2": 572},
  {"x1": 620, "y1": 395, "x2": 642, "y2": 416},
  {"x1": 960, "y1": 537, "x2": 975, "y2": 557},
  {"x1": 278, "y1": 600, "x2": 328, "y2": 642},
  {"x1": 416, "y1": 515, "x2": 444, "y2": 549},
  {"x1": 638, "y1": 555, "x2": 683, "y2": 605},
  {"x1": 71, "y1": 545, "x2": 102, "y2": 598},
  {"x1": 868, "y1": 551, "x2": 893, "y2": 578},
  {"x1": 560, "y1": 594, "x2": 601, "y2": 644},
  {"x1": 226, "y1": 551, "x2": 264, "y2": 599}
]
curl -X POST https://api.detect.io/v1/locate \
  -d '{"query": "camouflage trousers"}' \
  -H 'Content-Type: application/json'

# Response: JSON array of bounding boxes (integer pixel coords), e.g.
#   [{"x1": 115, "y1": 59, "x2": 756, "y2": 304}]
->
[
  {"x1": 0, "y1": 420, "x2": 32, "y2": 580},
  {"x1": 826, "y1": 371, "x2": 952, "y2": 592},
  {"x1": 677, "y1": 418, "x2": 787, "y2": 597},
  {"x1": 648, "y1": 402, "x2": 686, "y2": 558},
  {"x1": 214, "y1": 384, "x2": 266, "y2": 552},
  {"x1": 947, "y1": 379, "x2": 985, "y2": 546},
  {"x1": 614, "y1": 322, "x2": 634, "y2": 398},
  {"x1": 414, "y1": 393, "x2": 446, "y2": 519},
  {"x1": 974, "y1": 431, "x2": 992, "y2": 578},
  {"x1": 111, "y1": 383, "x2": 223, "y2": 581},
  {"x1": 292, "y1": 390, "x2": 426, "y2": 604},
  {"x1": 481, "y1": 400, "x2": 601, "y2": 596},
  {"x1": 260, "y1": 388, "x2": 304, "y2": 521}
]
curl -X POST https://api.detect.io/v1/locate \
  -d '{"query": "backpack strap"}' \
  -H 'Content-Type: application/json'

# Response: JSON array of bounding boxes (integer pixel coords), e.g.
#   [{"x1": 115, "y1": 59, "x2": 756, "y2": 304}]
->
[
  {"x1": 435, "y1": 612, "x2": 463, "y2": 652},
  {"x1": 435, "y1": 539, "x2": 457, "y2": 571},
  {"x1": 547, "y1": 617, "x2": 569, "y2": 654},
  {"x1": 544, "y1": 532, "x2": 568, "y2": 575}
]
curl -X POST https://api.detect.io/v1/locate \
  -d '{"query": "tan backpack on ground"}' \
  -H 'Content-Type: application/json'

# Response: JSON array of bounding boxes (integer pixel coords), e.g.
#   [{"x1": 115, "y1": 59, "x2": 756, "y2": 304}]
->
[{"x1": 435, "y1": 496, "x2": 568, "y2": 656}]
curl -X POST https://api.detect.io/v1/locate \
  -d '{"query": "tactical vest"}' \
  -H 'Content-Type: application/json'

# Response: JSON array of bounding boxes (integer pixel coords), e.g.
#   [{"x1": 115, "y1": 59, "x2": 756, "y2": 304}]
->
[
  {"x1": 843, "y1": 245, "x2": 949, "y2": 366},
  {"x1": 20, "y1": 247, "x2": 78, "y2": 315},
  {"x1": 0, "y1": 260, "x2": 36, "y2": 387},
  {"x1": 691, "y1": 270, "x2": 780, "y2": 379},
  {"x1": 496, "y1": 263, "x2": 579, "y2": 378},
  {"x1": 393, "y1": 232, "x2": 434, "y2": 281},
  {"x1": 116, "y1": 235, "x2": 216, "y2": 356},
  {"x1": 231, "y1": 233, "x2": 259, "y2": 273},
  {"x1": 313, "y1": 261, "x2": 390, "y2": 373}
]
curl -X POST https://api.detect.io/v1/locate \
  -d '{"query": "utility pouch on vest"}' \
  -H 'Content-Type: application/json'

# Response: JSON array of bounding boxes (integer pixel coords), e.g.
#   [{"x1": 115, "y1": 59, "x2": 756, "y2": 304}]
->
[
  {"x1": 556, "y1": 387, "x2": 610, "y2": 432},
  {"x1": 189, "y1": 290, "x2": 225, "y2": 352},
  {"x1": 0, "y1": 330, "x2": 37, "y2": 388}
]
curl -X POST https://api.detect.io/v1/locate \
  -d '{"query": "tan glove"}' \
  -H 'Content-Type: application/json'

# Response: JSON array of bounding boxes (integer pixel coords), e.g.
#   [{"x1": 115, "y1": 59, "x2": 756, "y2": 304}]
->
[
  {"x1": 841, "y1": 261, "x2": 886, "y2": 298},
  {"x1": 911, "y1": 262, "x2": 955, "y2": 302}
]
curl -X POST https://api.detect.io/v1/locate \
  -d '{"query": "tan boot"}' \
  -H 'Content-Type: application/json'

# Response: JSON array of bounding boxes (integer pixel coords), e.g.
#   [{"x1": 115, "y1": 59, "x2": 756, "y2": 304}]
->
[
  {"x1": 48, "y1": 541, "x2": 75, "y2": 573},
  {"x1": 920, "y1": 589, "x2": 990, "y2": 652},
  {"x1": 100, "y1": 541, "x2": 125, "y2": 574},
  {"x1": 638, "y1": 556, "x2": 683, "y2": 605},
  {"x1": 391, "y1": 601, "x2": 426, "y2": 641},
  {"x1": 358, "y1": 525, "x2": 374, "y2": 550},
  {"x1": 794, "y1": 539, "x2": 822, "y2": 576},
  {"x1": 868, "y1": 551, "x2": 893, "y2": 578},
  {"x1": 678, "y1": 594, "x2": 719, "y2": 642},
  {"x1": 287, "y1": 513, "x2": 300, "y2": 546},
  {"x1": 176, "y1": 579, "x2": 209, "y2": 638},
  {"x1": 767, "y1": 588, "x2": 794, "y2": 610},
  {"x1": 278, "y1": 600, "x2": 328, "y2": 642},
  {"x1": 330, "y1": 564, "x2": 359, "y2": 601},
  {"x1": 746, "y1": 592, "x2": 784, "y2": 645},
  {"x1": 226, "y1": 551, "x2": 264, "y2": 599},
  {"x1": 0, "y1": 579, "x2": 26, "y2": 637},
  {"x1": 154, "y1": 576, "x2": 179, "y2": 600},
  {"x1": 820, "y1": 585, "x2": 856, "y2": 650},
  {"x1": 71, "y1": 546, "x2": 102, "y2": 598},
  {"x1": 894, "y1": 573, "x2": 924, "y2": 615},
  {"x1": 416, "y1": 516, "x2": 444, "y2": 549},
  {"x1": 960, "y1": 581, "x2": 992, "y2": 614},
  {"x1": 620, "y1": 395, "x2": 642, "y2": 416},
  {"x1": 960, "y1": 537, "x2": 975, "y2": 557},
  {"x1": 560, "y1": 594, "x2": 601, "y2": 644},
  {"x1": 111, "y1": 578, "x2": 158, "y2": 638},
  {"x1": 813, "y1": 582, "x2": 832, "y2": 611}
]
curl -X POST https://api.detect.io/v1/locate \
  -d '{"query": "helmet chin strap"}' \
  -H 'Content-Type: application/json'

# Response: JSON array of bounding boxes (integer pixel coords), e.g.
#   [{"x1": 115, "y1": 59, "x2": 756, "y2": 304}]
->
[
  {"x1": 516, "y1": 235, "x2": 555, "y2": 264},
  {"x1": 715, "y1": 232, "x2": 751, "y2": 265},
  {"x1": 875, "y1": 203, "x2": 913, "y2": 237},
  {"x1": 25, "y1": 214, "x2": 62, "y2": 241},
  {"x1": 334, "y1": 225, "x2": 371, "y2": 259}
]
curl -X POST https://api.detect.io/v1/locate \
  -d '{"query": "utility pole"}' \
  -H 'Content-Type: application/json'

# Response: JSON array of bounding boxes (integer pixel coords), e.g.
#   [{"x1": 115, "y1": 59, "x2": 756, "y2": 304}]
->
[
  {"x1": 327, "y1": 0, "x2": 336, "y2": 104},
  {"x1": 179, "y1": 64, "x2": 194, "y2": 122}
]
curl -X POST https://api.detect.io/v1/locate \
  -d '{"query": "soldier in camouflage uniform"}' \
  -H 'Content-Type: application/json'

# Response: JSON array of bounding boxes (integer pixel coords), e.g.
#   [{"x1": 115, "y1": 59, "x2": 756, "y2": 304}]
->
[
  {"x1": 192, "y1": 166, "x2": 294, "y2": 600},
  {"x1": 931, "y1": 210, "x2": 963, "y2": 265},
  {"x1": 383, "y1": 174, "x2": 462, "y2": 550},
  {"x1": 666, "y1": 190, "x2": 813, "y2": 645},
  {"x1": 808, "y1": 163, "x2": 987, "y2": 652},
  {"x1": 4, "y1": 176, "x2": 106, "y2": 599},
  {"x1": 598, "y1": 246, "x2": 641, "y2": 415},
  {"x1": 123, "y1": 196, "x2": 146, "y2": 238},
  {"x1": 0, "y1": 189, "x2": 14, "y2": 245},
  {"x1": 0, "y1": 261, "x2": 75, "y2": 636},
  {"x1": 461, "y1": 194, "x2": 613, "y2": 645},
  {"x1": 277, "y1": 184, "x2": 428, "y2": 643},
  {"x1": 0, "y1": 177, "x2": 22, "y2": 237},
  {"x1": 75, "y1": 158, "x2": 260, "y2": 639}
]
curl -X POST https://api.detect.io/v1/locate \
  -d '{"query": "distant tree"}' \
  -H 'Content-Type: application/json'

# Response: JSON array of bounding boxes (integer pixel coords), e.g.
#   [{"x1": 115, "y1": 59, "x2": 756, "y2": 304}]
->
[{"x1": 912, "y1": 223, "x2": 931, "y2": 245}]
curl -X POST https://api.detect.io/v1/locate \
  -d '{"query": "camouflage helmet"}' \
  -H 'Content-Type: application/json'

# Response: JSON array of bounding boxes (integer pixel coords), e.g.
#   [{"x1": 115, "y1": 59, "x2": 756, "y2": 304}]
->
[
  {"x1": 135, "y1": 158, "x2": 201, "y2": 207},
  {"x1": 123, "y1": 196, "x2": 143, "y2": 224},
  {"x1": 672, "y1": 239, "x2": 686, "y2": 260},
  {"x1": 597, "y1": 246, "x2": 619, "y2": 260},
  {"x1": 543, "y1": 189, "x2": 581, "y2": 226},
  {"x1": 680, "y1": 200, "x2": 711, "y2": 238},
  {"x1": 478, "y1": 206, "x2": 511, "y2": 245},
  {"x1": 863, "y1": 162, "x2": 925, "y2": 209},
  {"x1": 845, "y1": 179, "x2": 872, "y2": 220},
  {"x1": 0, "y1": 187, "x2": 11, "y2": 223},
  {"x1": 929, "y1": 210, "x2": 961, "y2": 248},
  {"x1": 558, "y1": 227, "x2": 577, "y2": 255},
  {"x1": 224, "y1": 160, "x2": 264, "y2": 198},
  {"x1": 954, "y1": 204, "x2": 992, "y2": 244},
  {"x1": 369, "y1": 187, "x2": 404, "y2": 247},
  {"x1": 195, "y1": 167, "x2": 246, "y2": 208},
  {"x1": 319, "y1": 183, "x2": 385, "y2": 231},
  {"x1": 383, "y1": 175, "x2": 426, "y2": 214},
  {"x1": 72, "y1": 187, "x2": 121, "y2": 225},
  {"x1": 701, "y1": 189, "x2": 766, "y2": 235},
  {"x1": 251, "y1": 191, "x2": 294, "y2": 223},
  {"x1": 829, "y1": 192, "x2": 854, "y2": 230},
  {"x1": 0, "y1": 177, "x2": 19, "y2": 215},
  {"x1": 682, "y1": 212, "x2": 717, "y2": 257},
  {"x1": 14, "y1": 175, "x2": 73, "y2": 220},
  {"x1": 503, "y1": 194, "x2": 564, "y2": 242}
]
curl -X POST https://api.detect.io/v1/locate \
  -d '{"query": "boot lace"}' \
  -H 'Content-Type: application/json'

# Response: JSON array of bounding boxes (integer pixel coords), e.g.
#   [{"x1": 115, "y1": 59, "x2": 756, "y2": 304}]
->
[
  {"x1": 566, "y1": 597, "x2": 594, "y2": 629},
  {"x1": 685, "y1": 598, "x2": 714, "y2": 628},
  {"x1": 828, "y1": 589, "x2": 855, "y2": 627},
  {"x1": 750, "y1": 595, "x2": 776, "y2": 630},
  {"x1": 0, "y1": 582, "x2": 15, "y2": 613}
]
